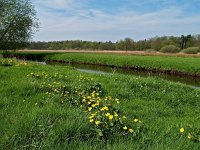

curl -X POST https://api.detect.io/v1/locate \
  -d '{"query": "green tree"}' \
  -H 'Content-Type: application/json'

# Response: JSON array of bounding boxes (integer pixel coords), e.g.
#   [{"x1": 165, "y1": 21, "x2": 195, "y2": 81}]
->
[{"x1": 0, "y1": 0, "x2": 38, "y2": 50}]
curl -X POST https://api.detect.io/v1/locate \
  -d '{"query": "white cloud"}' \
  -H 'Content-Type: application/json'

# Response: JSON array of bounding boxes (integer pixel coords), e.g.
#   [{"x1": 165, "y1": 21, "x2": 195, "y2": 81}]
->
[{"x1": 32, "y1": 1, "x2": 200, "y2": 41}]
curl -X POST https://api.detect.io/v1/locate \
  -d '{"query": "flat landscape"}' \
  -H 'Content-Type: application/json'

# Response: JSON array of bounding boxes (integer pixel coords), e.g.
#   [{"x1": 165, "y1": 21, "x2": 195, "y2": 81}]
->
[
  {"x1": 1, "y1": 0, "x2": 200, "y2": 149},
  {"x1": 1, "y1": 54, "x2": 200, "y2": 149}
]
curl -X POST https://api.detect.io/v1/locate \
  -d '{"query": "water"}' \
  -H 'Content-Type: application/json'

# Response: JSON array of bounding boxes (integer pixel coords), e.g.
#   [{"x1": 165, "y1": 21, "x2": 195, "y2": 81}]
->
[{"x1": 69, "y1": 63, "x2": 200, "y2": 89}]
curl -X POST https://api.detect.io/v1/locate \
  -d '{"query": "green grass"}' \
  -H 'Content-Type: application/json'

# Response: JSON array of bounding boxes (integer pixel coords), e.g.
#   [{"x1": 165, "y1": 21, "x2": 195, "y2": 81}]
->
[
  {"x1": 0, "y1": 58, "x2": 200, "y2": 149},
  {"x1": 46, "y1": 53, "x2": 200, "y2": 75}
]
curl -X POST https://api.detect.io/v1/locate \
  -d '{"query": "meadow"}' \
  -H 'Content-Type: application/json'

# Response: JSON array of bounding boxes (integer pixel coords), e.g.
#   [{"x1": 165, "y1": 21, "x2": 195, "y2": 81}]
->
[
  {"x1": 0, "y1": 58, "x2": 200, "y2": 149},
  {"x1": 46, "y1": 53, "x2": 200, "y2": 76}
]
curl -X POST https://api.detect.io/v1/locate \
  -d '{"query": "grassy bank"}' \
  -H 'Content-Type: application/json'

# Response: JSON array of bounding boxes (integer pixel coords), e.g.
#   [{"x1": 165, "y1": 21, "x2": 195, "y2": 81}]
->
[
  {"x1": 1, "y1": 51, "x2": 59, "y2": 61},
  {"x1": 0, "y1": 58, "x2": 200, "y2": 149},
  {"x1": 45, "y1": 53, "x2": 200, "y2": 76}
]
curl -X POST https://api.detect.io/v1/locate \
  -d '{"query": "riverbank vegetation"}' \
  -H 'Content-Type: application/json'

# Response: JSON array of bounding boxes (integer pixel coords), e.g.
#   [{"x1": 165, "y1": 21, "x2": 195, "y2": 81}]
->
[
  {"x1": 46, "y1": 53, "x2": 200, "y2": 76},
  {"x1": 0, "y1": 58, "x2": 200, "y2": 149}
]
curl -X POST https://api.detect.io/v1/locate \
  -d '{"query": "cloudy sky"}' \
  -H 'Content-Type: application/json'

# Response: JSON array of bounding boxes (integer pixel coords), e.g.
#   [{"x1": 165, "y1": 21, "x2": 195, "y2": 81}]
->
[{"x1": 31, "y1": 0, "x2": 200, "y2": 42}]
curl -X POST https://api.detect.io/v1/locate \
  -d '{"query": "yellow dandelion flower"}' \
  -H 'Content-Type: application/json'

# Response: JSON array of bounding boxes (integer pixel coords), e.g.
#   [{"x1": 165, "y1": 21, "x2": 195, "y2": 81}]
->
[
  {"x1": 92, "y1": 104, "x2": 96, "y2": 107},
  {"x1": 89, "y1": 119, "x2": 94, "y2": 123},
  {"x1": 95, "y1": 121, "x2": 100, "y2": 125},
  {"x1": 89, "y1": 115, "x2": 94, "y2": 119},
  {"x1": 103, "y1": 106, "x2": 109, "y2": 111},
  {"x1": 100, "y1": 108, "x2": 104, "y2": 111},
  {"x1": 105, "y1": 113, "x2": 110, "y2": 117},
  {"x1": 123, "y1": 126, "x2": 128, "y2": 130},
  {"x1": 133, "y1": 118, "x2": 139, "y2": 123},
  {"x1": 129, "y1": 129, "x2": 134, "y2": 133},
  {"x1": 180, "y1": 127, "x2": 185, "y2": 133},
  {"x1": 108, "y1": 115, "x2": 114, "y2": 120},
  {"x1": 122, "y1": 116, "x2": 127, "y2": 119},
  {"x1": 88, "y1": 107, "x2": 92, "y2": 111},
  {"x1": 114, "y1": 112, "x2": 118, "y2": 117}
]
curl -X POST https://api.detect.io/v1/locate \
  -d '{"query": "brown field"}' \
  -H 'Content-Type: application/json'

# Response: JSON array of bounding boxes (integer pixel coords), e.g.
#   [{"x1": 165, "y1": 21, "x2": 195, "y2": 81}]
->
[{"x1": 18, "y1": 50, "x2": 200, "y2": 57}]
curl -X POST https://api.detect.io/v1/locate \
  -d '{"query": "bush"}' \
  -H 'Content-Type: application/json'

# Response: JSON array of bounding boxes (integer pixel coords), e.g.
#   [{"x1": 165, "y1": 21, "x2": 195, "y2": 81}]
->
[
  {"x1": 160, "y1": 45, "x2": 180, "y2": 53},
  {"x1": 181, "y1": 47, "x2": 200, "y2": 54}
]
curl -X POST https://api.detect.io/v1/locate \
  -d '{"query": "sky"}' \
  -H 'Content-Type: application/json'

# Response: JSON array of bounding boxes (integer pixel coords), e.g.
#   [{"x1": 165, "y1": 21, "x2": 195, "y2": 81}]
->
[{"x1": 31, "y1": 0, "x2": 200, "y2": 42}]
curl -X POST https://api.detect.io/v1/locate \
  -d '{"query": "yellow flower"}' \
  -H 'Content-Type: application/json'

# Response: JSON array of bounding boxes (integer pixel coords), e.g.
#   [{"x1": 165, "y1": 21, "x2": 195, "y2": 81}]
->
[
  {"x1": 89, "y1": 119, "x2": 94, "y2": 123},
  {"x1": 88, "y1": 101, "x2": 91, "y2": 105},
  {"x1": 129, "y1": 129, "x2": 134, "y2": 133},
  {"x1": 89, "y1": 115, "x2": 94, "y2": 119},
  {"x1": 180, "y1": 127, "x2": 185, "y2": 133},
  {"x1": 108, "y1": 115, "x2": 114, "y2": 120},
  {"x1": 122, "y1": 116, "x2": 127, "y2": 119},
  {"x1": 88, "y1": 107, "x2": 92, "y2": 111},
  {"x1": 95, "y1": 121, "x2": 100, "y2": 125},
  {"x1": 87, "y1": 96, "x2": 91, "y2": 99},
  {"x1": 123, "y1": 126, "x2": 128, "y2": 130},
  {"x1": 114, "y1": 112, "x2": 118, "y2": 117},
  {"x1": 103, "y1": 106, "x2": 109, "y2": 111},
  {"x1": 133, "y1": 118, "x2": 139, "y2": 123},
  {"x1": 105, "y1": 113, "x2": 110, "y2": 117},
  {"x1": 92, "y1": 104, "x2": 96, "y2": 107}
]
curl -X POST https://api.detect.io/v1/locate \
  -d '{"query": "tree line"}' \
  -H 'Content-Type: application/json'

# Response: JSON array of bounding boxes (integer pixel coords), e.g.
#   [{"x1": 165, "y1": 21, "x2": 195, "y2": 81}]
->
[{"x1": 28, "y1": 35, "x2": 200, "y2": 51}]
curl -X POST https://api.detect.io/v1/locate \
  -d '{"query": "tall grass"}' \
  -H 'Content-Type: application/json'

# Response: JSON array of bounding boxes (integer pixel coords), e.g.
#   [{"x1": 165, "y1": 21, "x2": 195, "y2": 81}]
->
[{"x1": 0, "y1": 58, "x2": 200, "y2": 149}]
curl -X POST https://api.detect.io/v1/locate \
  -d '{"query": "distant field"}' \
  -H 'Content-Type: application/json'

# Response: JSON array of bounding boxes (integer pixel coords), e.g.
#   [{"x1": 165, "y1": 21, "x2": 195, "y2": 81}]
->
[{"x1": 19, "y1": 50, "x2": 200, "y2": 57}]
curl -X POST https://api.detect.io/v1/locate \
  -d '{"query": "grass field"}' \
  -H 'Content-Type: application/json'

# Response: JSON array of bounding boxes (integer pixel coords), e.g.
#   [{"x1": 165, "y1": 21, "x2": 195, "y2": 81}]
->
[
  {"x1": 46, "y1": 53, "x2": 200, "y2": 76},
  {"x1": 0, "y1": 58, "x2": 200, "y2": 149}
]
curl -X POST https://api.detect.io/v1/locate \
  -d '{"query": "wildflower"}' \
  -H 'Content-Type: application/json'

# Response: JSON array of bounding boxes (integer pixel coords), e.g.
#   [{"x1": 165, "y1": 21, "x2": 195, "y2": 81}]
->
[
  {"x1": 95, "y1": 121, "x2": 100, "y2": 125},
  {"x1": 89, "y1": 119, "x2": 94, "y2": 123},
  {"x1": 114, "y1": 112, "x2": 118, "y2": 117},
  {"x1": 89, "y1": 115, "x2": 94, "y2": 119},
  {"x1": 108, "y1": 115, "x2": 114, "y2": 120},
  {"x1": 100, "y1": 106, "x2": 109, "y2": 111},
  {"x1": 103, "y1": 106, "x2": 109, "y2": 111},
  {"x1": 88, "y1": 107, "x2": 92, "y2": 111},
  {"x1": 133, "y1": 118, "x2": 139, "y2": 123},
  {"x1": 88, "y1": 101, "x2": 91, "y2": 105},
  {"x1": 122, "y1": 116, "x2": 127, "y2": 119},
  {"x1": 123, "y1": 126, "x2": 128, "y2": 130},
  {"x1": 129, "y1": 129, "x2": 134, "y2": 133},
  {"x1": 92, "y1": 104, "x2": 96, "y2": 107},
  {"x1": 180, "y1": 127, "x2": 185, "y2": 133},
  {"x1": 105, "y1": 113, "x2": 111, "y2": 117}
]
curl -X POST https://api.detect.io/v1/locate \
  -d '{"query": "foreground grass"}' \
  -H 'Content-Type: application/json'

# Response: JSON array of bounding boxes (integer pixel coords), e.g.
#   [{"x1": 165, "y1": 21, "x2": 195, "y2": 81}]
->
[
  {"x1": 0, "y1": 58, "x2": 200, "y2": 149},
  {"x1": 46, "y1": 53, "x2": 200, "y2": 75}
]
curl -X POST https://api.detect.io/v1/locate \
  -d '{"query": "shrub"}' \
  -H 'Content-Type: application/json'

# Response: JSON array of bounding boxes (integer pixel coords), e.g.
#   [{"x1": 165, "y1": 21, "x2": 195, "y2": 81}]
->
[
  {"x1": 181, "y1": 47, "x2": 200, "y2": 54},
  {"x1": 160, "y1": 45, "x2": 180, "y2": 53}
]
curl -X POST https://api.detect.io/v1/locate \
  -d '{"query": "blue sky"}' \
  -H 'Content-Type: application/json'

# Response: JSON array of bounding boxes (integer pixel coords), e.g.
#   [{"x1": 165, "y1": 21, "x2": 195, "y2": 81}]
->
[{"x1": 32, "y1": 0, "x2": 200, "y2": 41}]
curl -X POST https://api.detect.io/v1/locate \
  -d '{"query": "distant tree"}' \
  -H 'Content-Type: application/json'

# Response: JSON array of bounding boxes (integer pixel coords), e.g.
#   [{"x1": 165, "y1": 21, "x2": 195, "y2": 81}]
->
[
  {"x1": 180, "y1": 35, "x2": 191, "y2": 49},
  {"x1": 0, "y1": 0, "x2": 38, "y2": 50}
]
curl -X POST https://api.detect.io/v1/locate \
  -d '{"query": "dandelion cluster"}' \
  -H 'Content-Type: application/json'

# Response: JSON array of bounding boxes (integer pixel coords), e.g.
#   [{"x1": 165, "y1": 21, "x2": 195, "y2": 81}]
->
[
  {"x1": 79, "y1": 91, "x2": 143, "y2": 137},
  {"x1": 27, "y1": 72, "x2": 143, "y2": 138},
  {"x1": 0, "y1": 58, "x2": 28, "y2": 66}
]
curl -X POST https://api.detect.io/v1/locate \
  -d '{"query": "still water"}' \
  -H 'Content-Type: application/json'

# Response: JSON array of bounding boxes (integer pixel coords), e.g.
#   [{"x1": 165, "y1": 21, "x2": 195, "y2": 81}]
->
[{"x1": 50, "y1": 62, "x2": 200, "y2": 89}]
